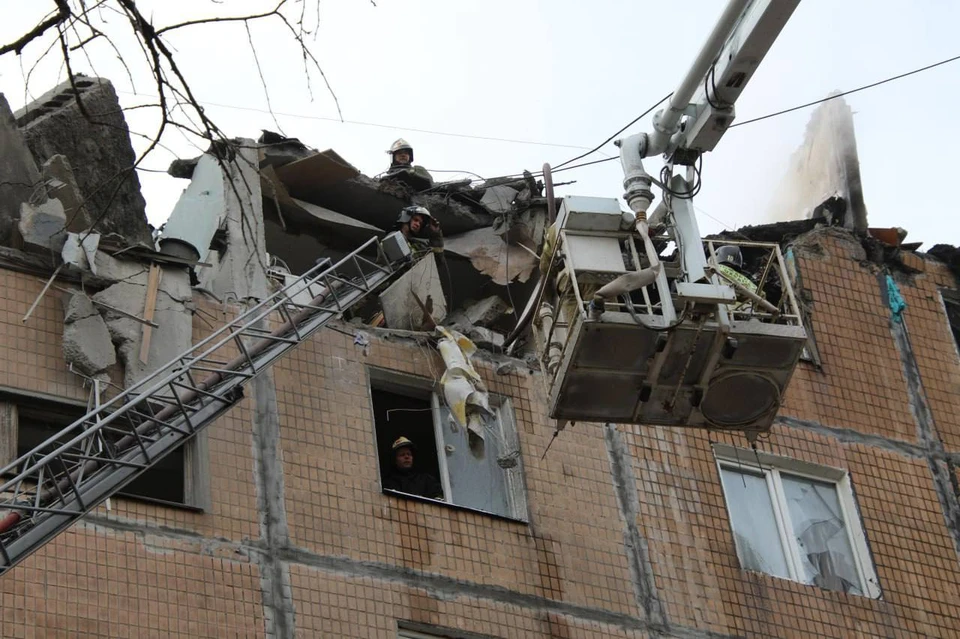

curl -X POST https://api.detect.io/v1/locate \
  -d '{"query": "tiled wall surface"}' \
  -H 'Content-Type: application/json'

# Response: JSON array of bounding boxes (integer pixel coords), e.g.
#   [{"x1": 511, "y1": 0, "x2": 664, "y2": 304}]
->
[{"x1": 0, "y1": 228, "x2": 959, "y2": 638}]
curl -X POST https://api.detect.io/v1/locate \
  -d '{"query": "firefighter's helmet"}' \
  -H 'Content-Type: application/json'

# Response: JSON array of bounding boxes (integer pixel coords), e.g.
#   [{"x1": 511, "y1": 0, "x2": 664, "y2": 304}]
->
[
  {"x1": 715, "y1": 245, "x2": 743, "y2": 270},
  {"x1": 387, "y1": 138, "x2": 414, "y2": 162},
  {"x1": 391, "y1": 436, "x2": 416, "y2": 452},
  {"x1": 396, "y1": 205, "x2": 433, "y2": 227}
]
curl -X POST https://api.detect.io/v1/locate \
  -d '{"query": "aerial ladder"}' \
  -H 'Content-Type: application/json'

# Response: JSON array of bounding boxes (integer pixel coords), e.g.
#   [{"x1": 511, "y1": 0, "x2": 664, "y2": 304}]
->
[
  {"x1": 522, "y1": 0, "x2": 808, "y2": 437},
  {"x1": 0, "y1": 233, "x2": 412, "y2": 576}
]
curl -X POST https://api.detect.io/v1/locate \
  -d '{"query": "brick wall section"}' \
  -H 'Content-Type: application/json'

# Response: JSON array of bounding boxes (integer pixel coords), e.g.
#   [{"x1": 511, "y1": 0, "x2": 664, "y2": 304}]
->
[
  {"x1": 0, "y1": 225, "x2": 958, "y2": 638},
  {"x1": 779, "y1": 231, "x2": 917, "y2": 443},
  {"x1": 273, "y1": 330, "x2": 638, "y2": 617},
  {"x1": 0, "y1": 269, "x2": 86, "y2": 402},
  {"x1": 894, "y1": 259, "x2": 960, "y2": 452}
]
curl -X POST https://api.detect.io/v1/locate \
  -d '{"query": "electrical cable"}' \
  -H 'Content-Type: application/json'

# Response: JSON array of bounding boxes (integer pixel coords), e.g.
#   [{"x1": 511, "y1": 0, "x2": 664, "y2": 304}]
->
[
  {"x1": 117, "y1": 90, "x2": 599, "y2": 152},
  {"x1": 552, "y1": 92, "x2": 673, "y2": 170},
  {"x1": 481, "y1": 53, "x2": 960, "y2": 185},
  {"x1": 730, "y1": 52, "x2": 960, "y2": 128},
  {"x1": 622, "y1": 295, "x2": 689, "y2": 332}
]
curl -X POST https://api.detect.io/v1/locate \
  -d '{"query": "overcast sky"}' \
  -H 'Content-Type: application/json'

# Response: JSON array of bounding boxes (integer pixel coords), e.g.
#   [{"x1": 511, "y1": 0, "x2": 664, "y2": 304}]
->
[{"x1": 2, "y1": 0, "x2": 958, "y2": 249}]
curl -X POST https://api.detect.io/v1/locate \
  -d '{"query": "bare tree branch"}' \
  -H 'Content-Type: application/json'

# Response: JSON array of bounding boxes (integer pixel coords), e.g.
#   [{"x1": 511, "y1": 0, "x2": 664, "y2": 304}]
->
[
  {"x1": 154, "y1": 0, "x2": 288, "y2": 36},
  {"x1": 0, "y1": 0, "x2": 71, "y2": 56}
]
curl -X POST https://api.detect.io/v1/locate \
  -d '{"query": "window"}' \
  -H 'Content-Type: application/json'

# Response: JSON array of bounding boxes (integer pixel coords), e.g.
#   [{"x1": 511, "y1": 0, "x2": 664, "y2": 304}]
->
[
  {"x1": 714, "y1": 444, "x2": 879, "y2": 598},
  {"x1": 369, "y1": 368, "x2": 527, "y2": 521},
  {"x1": 1, "y1": 393, "x2": 209, "y2": 510}
]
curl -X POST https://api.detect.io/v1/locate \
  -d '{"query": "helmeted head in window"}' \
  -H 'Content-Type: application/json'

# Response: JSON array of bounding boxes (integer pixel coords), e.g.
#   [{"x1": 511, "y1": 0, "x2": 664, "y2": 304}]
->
[
  {"x1": 391, "y1": 436, "x2": 416, "y2": 471},
  {"x1": 387, "y1": 138, "x2": 414, "y2": 169},
  {"x1": 395, "y1": 205, "x2": 439, "y2": 240}
]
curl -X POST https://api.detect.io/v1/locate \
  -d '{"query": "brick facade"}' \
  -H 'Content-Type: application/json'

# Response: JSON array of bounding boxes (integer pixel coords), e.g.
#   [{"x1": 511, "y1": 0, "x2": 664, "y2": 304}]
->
[{"x1": 1, "y1": 228, "x2": 959, "y2": 637}]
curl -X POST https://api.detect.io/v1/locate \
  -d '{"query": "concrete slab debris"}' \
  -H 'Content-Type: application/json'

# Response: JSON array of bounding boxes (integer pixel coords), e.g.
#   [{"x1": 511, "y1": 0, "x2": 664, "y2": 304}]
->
[
  {"x1": 444, "y1": 227, "x2": 538, "y2": 285},
  {"x1": 62, "y1": 291, "x2": 116, "y2": 377},
  {"x1": 94, "y1": 267, "x2": 193, "y2": 388},
  {"x1": 257, "y1": 130, "x2": 315, "y2": 169},
  {"x1": 273, "y1": 150, "x2": 359, "y2": 199},
  {"x1": 379, "y1": 255, "x2": 447, "y2": 331},
  {"x1": 15, "y1": 76, "x2": 152, "y2": 246},
  {"x1": 445, "y1": 296, "x2": 512, "y2": 331},
  {"x1": 480, "y1": 185, "x2": 518, "y2": 213},
  {"x1": 0, "y1": 93, "x2": 43, "y2": 247},
  {"x1": 288, "y1": 198, "x2": 381, "y2": 244},
  {"x1": 91, "y1": 250, "x2": 149, "y2": 283},
  {"x1": 19, "y1": 198, "x2": 68, "y2": 253},
  {"x1": 42, "y1": 155, "x2": 90, "y2": 232},
  {"x1": 62, "y1": 232, "x2": 100, "y2": 273}
]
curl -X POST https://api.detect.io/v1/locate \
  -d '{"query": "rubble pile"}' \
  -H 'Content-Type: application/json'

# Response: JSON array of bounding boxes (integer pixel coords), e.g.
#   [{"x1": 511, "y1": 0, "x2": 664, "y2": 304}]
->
[{"x1": 0, "y1": 76, "x2": 552, "y2": 392}]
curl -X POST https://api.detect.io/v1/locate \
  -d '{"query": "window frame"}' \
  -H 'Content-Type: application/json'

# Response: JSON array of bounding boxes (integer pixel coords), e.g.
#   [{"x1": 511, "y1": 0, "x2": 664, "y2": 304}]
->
[
  {"x1": 0, "y1": 389, "x2": 210, "y2": 511},
  {"x1": 713, "y1": 444, "x2": 880, "y2": 598},
  {"x1": 368, "y1": 367, "x2": 528, "y2": 523}
]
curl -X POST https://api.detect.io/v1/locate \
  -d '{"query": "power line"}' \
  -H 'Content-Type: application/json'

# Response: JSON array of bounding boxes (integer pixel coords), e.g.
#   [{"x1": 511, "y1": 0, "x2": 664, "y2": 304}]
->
[
  {"x1": 731, "y1": 52, "x2": 960, "y2": 128},
  {"x1": 552, "y1": 92, "x2": 673, "y2": 170},
  {"x1": 117, "y1": 90, "x2": 600, "y2": 152},
  {"x1": 490, "y1": 53, "x2": 960, "y2": 183}
]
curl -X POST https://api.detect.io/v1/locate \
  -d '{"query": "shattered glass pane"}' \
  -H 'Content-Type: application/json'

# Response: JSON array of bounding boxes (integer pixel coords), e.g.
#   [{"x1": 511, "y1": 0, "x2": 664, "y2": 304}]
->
[
  {"x1": 720, "y1": 468, "x2": 790, "y2": 578},
  {"x1": 781, "y1": 474, "x2": 863, "y2": 595}
]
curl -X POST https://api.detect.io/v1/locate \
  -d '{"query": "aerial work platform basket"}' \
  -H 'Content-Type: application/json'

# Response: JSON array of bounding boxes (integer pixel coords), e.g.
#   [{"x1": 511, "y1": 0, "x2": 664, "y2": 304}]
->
[{"x1": 533, "y1": 196, "x2": 807, "y2": 437}]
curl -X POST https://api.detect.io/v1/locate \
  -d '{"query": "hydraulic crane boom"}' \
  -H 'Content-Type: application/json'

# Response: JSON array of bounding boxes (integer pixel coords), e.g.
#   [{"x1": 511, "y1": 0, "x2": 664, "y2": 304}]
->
[
  {"x1": 529, "y1": 0, "x2": 807, "y2": 435},
  {"x1": 0, "y1": 233, "x2": 411, "y2": 576}
]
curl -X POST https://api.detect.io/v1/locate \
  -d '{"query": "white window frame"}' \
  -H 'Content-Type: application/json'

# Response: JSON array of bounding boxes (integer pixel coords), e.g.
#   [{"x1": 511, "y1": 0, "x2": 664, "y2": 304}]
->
[
  {"x1": 369, "y1": 368, "x2": 528, "y2": 522},
  {"x1": 714, "y1": 444, "x2": 880, "y2": 598}
]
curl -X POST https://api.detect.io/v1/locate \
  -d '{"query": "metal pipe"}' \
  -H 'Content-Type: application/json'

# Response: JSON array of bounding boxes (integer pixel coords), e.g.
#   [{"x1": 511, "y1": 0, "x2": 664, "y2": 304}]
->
[
  {"x1": 646, "y1": 0, "x2": 750, "y2": 156},
  {"x1": 617, "y1": 134, "x2": 654, "y2": 217}
]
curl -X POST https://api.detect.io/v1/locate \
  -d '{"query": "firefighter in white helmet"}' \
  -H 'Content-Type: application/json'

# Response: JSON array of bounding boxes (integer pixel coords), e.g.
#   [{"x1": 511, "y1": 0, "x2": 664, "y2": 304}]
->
[
  {"x1": 395, "y1": 205, "x2": 443, "y2": 252},
  {"x1": 382, "y1": 138, "x2": 434, "y2": 190}
]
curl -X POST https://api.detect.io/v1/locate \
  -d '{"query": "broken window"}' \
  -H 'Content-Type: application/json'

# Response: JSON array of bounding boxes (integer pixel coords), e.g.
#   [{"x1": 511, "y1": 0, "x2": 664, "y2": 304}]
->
[
  {"x1": 714, "y1": 444, "x2": 879, "y2": 598},
  {"x1": 7, "y1": 396, "x2": 206, "y2": 510},
  {"x1": 370, "y1": 369, "x2": 527, "y2": 521}
]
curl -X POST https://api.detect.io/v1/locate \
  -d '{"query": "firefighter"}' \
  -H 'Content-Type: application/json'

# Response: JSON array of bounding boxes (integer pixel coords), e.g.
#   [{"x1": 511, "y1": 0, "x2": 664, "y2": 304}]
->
[
  {"x1": 383, "y1": 139, "x2": 434, "y2": 190},
  {"x1": 396, "y1": 206, "x2": 444, "y2": 252},
  {"x1": 714, "y1": 245, "x2": 757, "y2": 295},
  {"x1": 382, "y1": 437, "x2": 444, "y2": 500}
]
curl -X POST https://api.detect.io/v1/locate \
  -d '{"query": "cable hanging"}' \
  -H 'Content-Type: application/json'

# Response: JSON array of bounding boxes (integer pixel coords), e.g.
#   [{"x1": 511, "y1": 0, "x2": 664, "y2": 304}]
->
[{"x1": 731, "y1": 52, "x2": 960, "y2": 128}]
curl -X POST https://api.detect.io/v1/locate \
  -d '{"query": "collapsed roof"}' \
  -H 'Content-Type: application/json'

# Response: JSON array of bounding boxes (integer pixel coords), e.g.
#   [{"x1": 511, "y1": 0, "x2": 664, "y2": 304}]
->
[{"x1": 1, "y1": 76, "x2": 958, "y2": 395}]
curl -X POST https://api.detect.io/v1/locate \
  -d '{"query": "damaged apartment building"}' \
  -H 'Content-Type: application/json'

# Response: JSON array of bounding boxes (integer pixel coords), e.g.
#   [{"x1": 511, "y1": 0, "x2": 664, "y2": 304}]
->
[{"x1": 0, "y1": 74, "x2": 959, "y2": 639}]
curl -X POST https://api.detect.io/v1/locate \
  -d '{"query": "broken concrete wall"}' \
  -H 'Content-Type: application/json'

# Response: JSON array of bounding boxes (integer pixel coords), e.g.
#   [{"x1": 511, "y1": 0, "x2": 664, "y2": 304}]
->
[
  {"x1": 379, "y1": 255, "x2": 447, "y2": 331},
  {"x1": 765, "y1": 96, "x2": 867, "y2": 232},
  {"x1": 62, "y1": 291, "x2": 116, "y2": 378},
  {"x1": 93, "y1": 265, "x2": 193, "y2": 388},
  {"x1": 194, "y1": 144, "x2": 270, "y2": 302},
  {"x1": 0, "y1": 94, "x2": 43, "y2": 247},
  {"x1": 15, "y1": 76, "x2": 152, "y2": 246}
]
